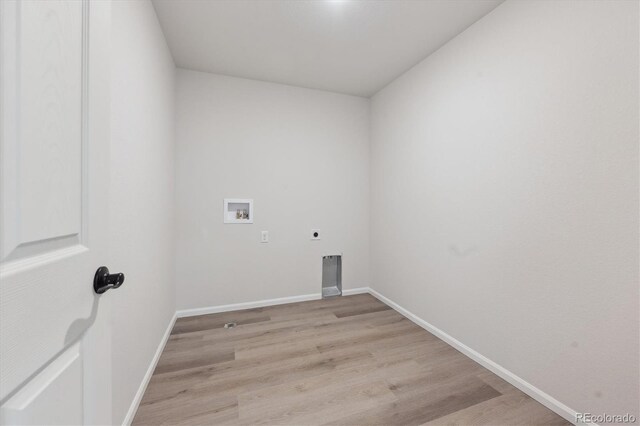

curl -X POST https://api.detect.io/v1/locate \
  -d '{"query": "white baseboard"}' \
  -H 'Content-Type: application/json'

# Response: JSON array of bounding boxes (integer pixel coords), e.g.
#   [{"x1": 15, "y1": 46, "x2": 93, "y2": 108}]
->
[
  {"x1": 366, "y1": 287, "x2": 582, "y2": 425},
  {"x1": 122, "y1": 312, "x2": 177, "y2": 426},
  {"x1": 176, "y1": 293, "x2": 322, "y2": 318},
  {"x1": 176, "y1": 288, "x2": 373, "y2": 318},
  {"x1": 342, "y1": 287, "x2": 369, "y2": 296}
]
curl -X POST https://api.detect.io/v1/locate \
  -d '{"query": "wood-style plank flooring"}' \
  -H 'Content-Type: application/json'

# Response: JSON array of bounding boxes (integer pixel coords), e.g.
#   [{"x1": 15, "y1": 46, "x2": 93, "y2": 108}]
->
[{"x1": 133, "y1": 294, "x2": 570, "y2": 425}]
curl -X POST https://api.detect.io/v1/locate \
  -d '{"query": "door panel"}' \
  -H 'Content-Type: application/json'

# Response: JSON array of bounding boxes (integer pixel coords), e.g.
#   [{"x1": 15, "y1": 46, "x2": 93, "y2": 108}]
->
[
  {"x1": 1, "y1": 0, "x2": 84, "y2": 262},
  {"x1": 13, "y1": 0, "x2": 83, "y2": 253},
  {"x1": 0, "y1": 0, "x2": 112, "y2": 424},
  {"x1": 0, "y1": 343, "x2": 83, "y2": 425}
]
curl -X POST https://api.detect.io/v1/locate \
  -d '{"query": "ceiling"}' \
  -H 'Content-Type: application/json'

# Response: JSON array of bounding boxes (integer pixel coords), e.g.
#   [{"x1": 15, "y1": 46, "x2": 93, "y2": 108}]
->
[{"x1": 152, "y1": 0, "x2": 503, "y2": 97}]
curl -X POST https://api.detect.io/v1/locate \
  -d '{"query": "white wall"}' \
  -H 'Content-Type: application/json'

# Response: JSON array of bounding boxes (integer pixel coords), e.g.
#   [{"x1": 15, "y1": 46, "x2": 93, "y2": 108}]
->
[
  {"x1": 370, "y1": 0, "x2": 638, "y2": 420},
  {"x1": 175, "y1": 69, "x2": 370, "y2": 310},
  {"x1": 110, "y1": 1, "x2": 176, "y2": 424}
]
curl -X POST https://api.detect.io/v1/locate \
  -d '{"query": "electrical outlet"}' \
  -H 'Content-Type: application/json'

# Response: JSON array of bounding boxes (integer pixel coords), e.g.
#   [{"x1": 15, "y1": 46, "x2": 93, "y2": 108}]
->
[
  {"x1": 261, "y1": 231, "x2": 269, "y2": 243},
  {"x1": 311, "y1": 229, "x2": 321, "y2": 240}
]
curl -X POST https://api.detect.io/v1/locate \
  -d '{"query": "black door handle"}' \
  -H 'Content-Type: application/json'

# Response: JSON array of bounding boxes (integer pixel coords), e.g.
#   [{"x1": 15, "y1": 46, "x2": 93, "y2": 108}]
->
[{"x1": 93, "y1": 266, "x2": 125, "y2": 294}]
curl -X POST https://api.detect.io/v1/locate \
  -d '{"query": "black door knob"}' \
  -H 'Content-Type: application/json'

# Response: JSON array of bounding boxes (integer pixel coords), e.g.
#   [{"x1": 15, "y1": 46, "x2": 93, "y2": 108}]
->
[{"x1": 93, "y1": 266, "x2": 125, "y2": 294}]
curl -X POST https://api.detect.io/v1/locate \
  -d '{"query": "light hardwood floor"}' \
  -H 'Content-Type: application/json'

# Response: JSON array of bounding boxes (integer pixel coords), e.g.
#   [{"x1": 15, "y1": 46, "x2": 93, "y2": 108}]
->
[{"x1": 133, "y1": 294, "x2": 570, "y2": 425}]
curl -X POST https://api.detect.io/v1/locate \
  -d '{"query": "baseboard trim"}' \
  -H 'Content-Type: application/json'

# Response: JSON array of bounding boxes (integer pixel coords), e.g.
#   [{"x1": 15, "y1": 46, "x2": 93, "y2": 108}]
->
[
  {"x1": 341, "y1": 287, "x2": 369, "y2": 296},
  {"x1": 122, "y1": 311, "x2": 177, "y2": 426},
  {"x1": 366, "y1": 287, "x2": 582, "y2": 425},
  {"x1": 176, "y1": 288, "x2": 372, "y2": 318},
  {"x1": 176, "y1": 293, "x2": 322, "y2": 318}
]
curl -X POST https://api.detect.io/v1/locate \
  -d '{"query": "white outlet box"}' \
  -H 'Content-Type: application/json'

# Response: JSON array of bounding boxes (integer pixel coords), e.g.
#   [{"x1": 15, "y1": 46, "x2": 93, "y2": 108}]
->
[
  {"x1": 223, "y1": 198, "x2": 253, "y2": 224},
  {"x1": 311, "y1": 229, "x2": 321, "y2": 240}
]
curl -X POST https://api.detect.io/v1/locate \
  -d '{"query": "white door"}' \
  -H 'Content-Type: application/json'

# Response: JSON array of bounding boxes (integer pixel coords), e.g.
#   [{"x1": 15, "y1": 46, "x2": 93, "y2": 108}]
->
[{"x1": 0, "y1": 0, "x2": 114, "y2": 424}]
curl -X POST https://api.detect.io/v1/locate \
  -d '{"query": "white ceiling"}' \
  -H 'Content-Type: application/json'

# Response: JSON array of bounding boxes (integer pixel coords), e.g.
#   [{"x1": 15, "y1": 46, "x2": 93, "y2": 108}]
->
[{"x1": 152, "y1": 0, "x2": 503, "y2": 97}]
